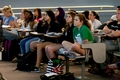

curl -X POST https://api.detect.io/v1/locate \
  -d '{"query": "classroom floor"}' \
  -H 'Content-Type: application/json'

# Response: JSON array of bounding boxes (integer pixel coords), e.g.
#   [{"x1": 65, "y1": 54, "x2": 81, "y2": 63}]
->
[{"x1": 0, "y1": 61, "x2": 120, "y2": 80}]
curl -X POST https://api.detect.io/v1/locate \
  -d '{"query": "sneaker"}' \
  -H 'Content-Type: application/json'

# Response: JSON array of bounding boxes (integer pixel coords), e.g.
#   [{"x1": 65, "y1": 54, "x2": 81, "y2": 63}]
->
[
  {"x1": 34, "y1": 67, "x2": 41, "y2": 73},
  {"x1": 67, "y1": 51, "x2": 81, "y2": 58},
  {"x1": 58, "y1": 48, "x2": 66, "y2": 55}
]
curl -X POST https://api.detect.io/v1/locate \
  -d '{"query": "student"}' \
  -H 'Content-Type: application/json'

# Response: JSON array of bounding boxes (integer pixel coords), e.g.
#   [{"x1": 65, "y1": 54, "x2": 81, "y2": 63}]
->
[
  {"x1": 88, "y1": 11, "x2": 102, "y2": 31},
  {"x1": 19, "y1": 8, "x2": 42, "y2": 55},
  {"x1": 2, "y1": 5, "x2": 18, "y2": 40},
  {"x1": 55, "y1": 7, "x2": 66, "y2": 27},
  {"x1": 17, "y1": 9, "x2": 29, "y2": 27},
  {"x1": 33, "y1": 8, "x2": 42, "y2": 24},
  {"x1": 30, "y1": 10, "x2": 63, "y2": 72},
  {"x1": 99, "y1": 6, "x2": 120, "y2": 75},
  {"x1": 62, "y1": 14, "x2": 94, "y2": 56},
  {"x1": 82, "y1": 10, "x2": 89, "y2": 20},
  {"x1": 103, "y1": 6, "x2": 120, "y2": 51},
  {"x1": 11, "y1": 10, "x2": 35, "y2": 62},
  {"x1": 45, "y1": 11, "x2": 76, "y2": 73}
]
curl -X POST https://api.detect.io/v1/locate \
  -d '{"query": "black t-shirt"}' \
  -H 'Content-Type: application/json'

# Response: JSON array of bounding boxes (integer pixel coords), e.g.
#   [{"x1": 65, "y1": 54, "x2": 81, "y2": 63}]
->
[{"x1": 107, "y1": 20, "x2": 120, "y2": 30}]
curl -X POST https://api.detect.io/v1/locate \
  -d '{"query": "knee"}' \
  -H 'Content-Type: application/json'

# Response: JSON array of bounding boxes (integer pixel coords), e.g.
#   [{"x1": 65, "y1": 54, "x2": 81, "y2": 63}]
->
[
  {"x1": 71, "y1": 44, "x2": 77, "y2": 50},
  {"x1": 25, "y1": 41, "x2": 30, "y2": 47},
  {"x1": 62, "y1": 41, "x2": 67, "y2": 45},
  {"x1": 37, "y1": 44, "x2": 42, "y2": 50},
  {"x1": 45, "y1": 45, "x2": 49, "y2": 52}
]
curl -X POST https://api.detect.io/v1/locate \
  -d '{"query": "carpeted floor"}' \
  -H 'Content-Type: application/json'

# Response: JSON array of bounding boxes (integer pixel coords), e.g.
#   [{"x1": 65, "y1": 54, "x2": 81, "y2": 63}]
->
[{"x1": 0, "y1": 61, "x2": 120, "y2": 80}]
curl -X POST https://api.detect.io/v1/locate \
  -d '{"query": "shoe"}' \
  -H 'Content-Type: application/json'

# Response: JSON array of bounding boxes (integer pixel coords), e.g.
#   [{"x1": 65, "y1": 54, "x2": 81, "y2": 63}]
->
[
  {"x1": 34, "y1": 66, "x2": 41, "y2": 73},
  {"x1": 12, "y1": 57, "x2": 18, "y2": 63},
  {"x1": 40, "y1": 63, "x2": 45, "y2": 69},
  {"x1": 67, "y1": 51, "x2": 81, "y2": 58},
  {"x1": 108, "y1": 64, "x2": 117, "y2": 69},
  {"x1": 18, "y1": 54, "x2": 23, "y2": 57}
]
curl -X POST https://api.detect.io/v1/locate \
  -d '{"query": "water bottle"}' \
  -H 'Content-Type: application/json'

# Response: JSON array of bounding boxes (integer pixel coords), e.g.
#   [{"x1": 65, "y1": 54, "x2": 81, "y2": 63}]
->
[
  {"x1": 0, "y1": 52, "x2": 2, "y2": 60},
  {"x1": 98, "y1": 36, "x2": 101, "y2": 43}
]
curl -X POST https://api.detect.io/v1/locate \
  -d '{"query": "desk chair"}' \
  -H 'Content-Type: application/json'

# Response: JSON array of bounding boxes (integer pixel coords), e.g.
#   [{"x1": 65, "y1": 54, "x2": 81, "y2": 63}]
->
[{"x1": 65, "y1": 43, "x2": 106, "y2": 79}]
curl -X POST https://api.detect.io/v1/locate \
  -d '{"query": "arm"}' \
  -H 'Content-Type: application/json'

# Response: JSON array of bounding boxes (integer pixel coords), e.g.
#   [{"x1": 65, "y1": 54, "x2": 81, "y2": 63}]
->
[{"x1": 103, "y1": 26, "x2": 113, "y2": 34}]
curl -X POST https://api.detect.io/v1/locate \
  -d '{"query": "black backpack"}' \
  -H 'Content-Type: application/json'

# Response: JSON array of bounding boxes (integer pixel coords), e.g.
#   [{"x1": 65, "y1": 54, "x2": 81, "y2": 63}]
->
[{"x1": 15, "y1": 50, "x2": 36, "y2": 71}]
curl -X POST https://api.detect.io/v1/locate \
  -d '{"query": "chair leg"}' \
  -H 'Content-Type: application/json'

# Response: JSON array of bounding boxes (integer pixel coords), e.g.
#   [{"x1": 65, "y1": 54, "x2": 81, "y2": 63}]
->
[
  {"x1": 81, "y1": 61, "x2": 85, "y2": 79},
  {"x1": 66, "y1": 57, "x2": 69, "y2": 73}
]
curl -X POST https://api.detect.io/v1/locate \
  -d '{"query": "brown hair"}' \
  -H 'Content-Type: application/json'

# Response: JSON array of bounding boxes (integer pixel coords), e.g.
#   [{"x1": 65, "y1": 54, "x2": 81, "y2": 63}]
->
[
  {"x1": 76, "y1": 14, "x2": 91, "y2": 30},
  {"x1": 65, "y1": 11, "x2": 76, "y2": 31},
  {"x1": 34, "y1": 8, "x2": 42, "y2": 19},
  {"x1": 90, "y1": 11, "x2": 100, "y2": 21}
]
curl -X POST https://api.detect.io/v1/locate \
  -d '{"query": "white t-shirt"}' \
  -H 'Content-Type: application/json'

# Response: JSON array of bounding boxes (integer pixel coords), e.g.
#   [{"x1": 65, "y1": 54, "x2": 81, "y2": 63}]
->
[
  {"x1": 111, "y1": 15, "x2": 117, "y2": 21},
  {"x1": 89, "y1": 19, "x2": 102, "y2": 31}
]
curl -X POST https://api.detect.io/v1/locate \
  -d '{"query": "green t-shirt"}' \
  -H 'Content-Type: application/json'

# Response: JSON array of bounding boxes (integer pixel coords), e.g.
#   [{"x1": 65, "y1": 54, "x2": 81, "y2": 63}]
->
[{"x1": 73, "y1": 25, "x2": 94, "y2": 44}]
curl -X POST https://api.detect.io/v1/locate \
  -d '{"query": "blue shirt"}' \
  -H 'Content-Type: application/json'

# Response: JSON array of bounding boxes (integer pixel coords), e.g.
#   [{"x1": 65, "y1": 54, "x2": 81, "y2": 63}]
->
[{"x1": 3, "y1": 16, "x2": 15, "y2": 25}]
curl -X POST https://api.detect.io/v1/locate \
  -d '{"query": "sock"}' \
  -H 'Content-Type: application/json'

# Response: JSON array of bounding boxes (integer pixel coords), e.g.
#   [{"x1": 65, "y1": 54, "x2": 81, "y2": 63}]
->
[{"x1": 46, "y1": 59, "x2": 54, "y2": 73}]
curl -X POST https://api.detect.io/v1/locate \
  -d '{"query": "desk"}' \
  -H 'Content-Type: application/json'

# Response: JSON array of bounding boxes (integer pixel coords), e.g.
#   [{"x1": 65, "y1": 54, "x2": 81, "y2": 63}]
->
[
  {"x1": 30, "y1": 32, "x2": 44, "y2": 36},
  {"x1": 17, "y1": 29, "x2": 32, "y2": 37},
  {"x1": 93, "y1": 32, "x2": 106, "y2": 43},
  {"x1": 44, "y1": 33, "x2": 63, "y2": 43},
  {"x1": 2, "y1": 25, "x2": 11, "y2": 28}
]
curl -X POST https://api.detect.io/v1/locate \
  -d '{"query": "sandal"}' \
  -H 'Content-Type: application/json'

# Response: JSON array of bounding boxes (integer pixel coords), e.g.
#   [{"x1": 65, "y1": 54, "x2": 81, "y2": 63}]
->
[{"x1": 12, "y1": 57, "x2": 18, "y2": 63}]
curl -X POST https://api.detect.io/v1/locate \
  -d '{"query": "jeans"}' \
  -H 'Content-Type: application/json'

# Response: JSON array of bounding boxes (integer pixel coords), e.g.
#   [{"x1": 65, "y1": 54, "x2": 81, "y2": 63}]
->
[
  {"x1": 20, "y1": 36, "x2": 40, "y2": 54},
  {"x1": 116, "y1": 62, "x2": 120, "y2": 69}
]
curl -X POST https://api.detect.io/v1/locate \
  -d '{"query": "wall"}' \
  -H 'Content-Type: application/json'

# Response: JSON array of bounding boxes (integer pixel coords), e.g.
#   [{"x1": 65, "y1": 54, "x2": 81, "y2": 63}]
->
[
  {"x1": 0, "y1": 0, "x2": 120, "y2": 23},
  {"x1": 0, "y1": 0, "x2": 119, "y2": 7}
]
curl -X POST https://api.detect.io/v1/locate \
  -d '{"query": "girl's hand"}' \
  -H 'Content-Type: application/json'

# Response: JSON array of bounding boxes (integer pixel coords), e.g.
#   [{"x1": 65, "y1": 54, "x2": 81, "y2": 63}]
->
[{"x1": 34, "y1": 20, "x2": 38, "y2": 24}]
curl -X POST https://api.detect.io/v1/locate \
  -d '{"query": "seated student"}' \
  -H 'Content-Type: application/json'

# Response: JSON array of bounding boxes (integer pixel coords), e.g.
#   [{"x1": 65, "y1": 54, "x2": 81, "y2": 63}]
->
[
  {"x1": 19, "y1": 8, "x2": 42, "y2": 56},
  {"x1": 103, "y1": 6, "x2": 120, "y2": 51},
  {"x1": 55, "y1": 7, "x2": 66, "y2": 27},
  {"x1": 11, "y1": 10, "x2": 36, "y2": 62},
  {"x1": 82, "y1": 10, "x2": 89, "y2": 20},
  {"x1": 97, "y1": 6, "x2": 120, "y2": 75},
  {"x1": 88, "y1": 11, "x2": 102, "y2": 31},
  {"x1": 62, "y1": 14, "x2": 94, "y2": 57},
  {"x1": 30, "y1": 10, "x2": 63, "y2": 72},
  {"x1": 2, "y1": 5, "x2": 18, "y2": 40},
  {"x1": 17, "y1": 9, "x2": 29, "y2": 27},
  {"x1": 45, "y1": 11, "x2": 76, "y2": 73}
]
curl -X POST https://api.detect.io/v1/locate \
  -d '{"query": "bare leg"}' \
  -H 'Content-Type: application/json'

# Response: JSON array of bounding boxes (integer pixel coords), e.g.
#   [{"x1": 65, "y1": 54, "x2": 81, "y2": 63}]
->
[
  {"x1": 30, "y1": 41, "x2": 40, "y2": 50},
  {"x1": 62, "y1": 41, "x2": 72, "y2": 50},
  {"x1": 62, "y1": 41, "x2": 85, "y2": 55},
  {"x1": 35, "y1": 42, "x2": 53, "y2": 67},
  {"x1": 71, "y1": 42, "x2": 85, "y2": 55},
  {"x1": 45, "y1": 44, "x2": 63, "y2": 59}
]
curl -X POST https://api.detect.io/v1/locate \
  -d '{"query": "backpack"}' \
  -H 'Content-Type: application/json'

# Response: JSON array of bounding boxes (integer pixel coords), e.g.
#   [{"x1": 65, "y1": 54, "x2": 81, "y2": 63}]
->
[
  {"x1": 16, "y1": 50, "x2": 36, "y2": 71},
  {"x1": 2, "y1": 40, "x2": 12, "y2": 61},
  {"x1": 2, "y1": 38, "x2": 21, "y2": 61}
]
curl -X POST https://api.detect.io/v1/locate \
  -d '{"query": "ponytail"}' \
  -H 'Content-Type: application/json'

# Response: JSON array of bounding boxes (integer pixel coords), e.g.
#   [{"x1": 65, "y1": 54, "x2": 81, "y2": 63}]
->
[{"x1": 84, "y1": 19, "x2": 91, "y2": 31}]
